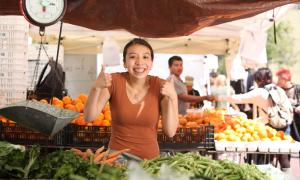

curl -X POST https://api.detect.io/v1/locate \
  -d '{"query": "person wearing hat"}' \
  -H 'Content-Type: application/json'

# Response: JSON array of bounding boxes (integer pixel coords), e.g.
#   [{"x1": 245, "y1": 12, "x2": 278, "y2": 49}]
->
[
  {"x1": 185, "y1": 76, "x2": 202, "y2": 109},
  {"x1": 276, "y1": 68, "x2": 300, "y2": 141}
]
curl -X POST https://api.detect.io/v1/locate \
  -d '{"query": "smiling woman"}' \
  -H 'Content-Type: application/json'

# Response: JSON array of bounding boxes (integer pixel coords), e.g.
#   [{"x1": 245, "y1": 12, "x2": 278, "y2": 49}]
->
[{"x1": 84, "y1": 38, "x2": 179, "y2": 160}]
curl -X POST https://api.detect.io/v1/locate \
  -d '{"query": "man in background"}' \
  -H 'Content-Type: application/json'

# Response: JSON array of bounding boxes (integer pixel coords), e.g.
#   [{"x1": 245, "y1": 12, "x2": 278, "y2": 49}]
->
[{"x1": 168, "y1": 55, "x2": 214, "y2": 114}]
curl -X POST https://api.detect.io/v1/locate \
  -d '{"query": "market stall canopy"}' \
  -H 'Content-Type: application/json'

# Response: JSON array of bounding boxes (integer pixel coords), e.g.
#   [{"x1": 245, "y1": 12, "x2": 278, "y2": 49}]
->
[
  {"x1": 1, "y1": 0, "x2": 300, "y2": 38},
  {"x1": 26, "y1": 4, "x2": 294, "y2": 55}
]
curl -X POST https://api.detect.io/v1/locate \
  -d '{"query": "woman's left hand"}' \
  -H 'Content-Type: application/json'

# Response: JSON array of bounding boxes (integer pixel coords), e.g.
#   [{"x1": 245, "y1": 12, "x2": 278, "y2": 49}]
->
[{"x1": 161, "y1": 75, "x2": 177, "y2": 100}]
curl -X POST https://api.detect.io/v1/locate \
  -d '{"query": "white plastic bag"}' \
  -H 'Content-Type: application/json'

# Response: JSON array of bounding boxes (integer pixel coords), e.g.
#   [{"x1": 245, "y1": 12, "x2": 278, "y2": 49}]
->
[{"x1": 102, "y1": 37, "x2": 120, "y2": 66}]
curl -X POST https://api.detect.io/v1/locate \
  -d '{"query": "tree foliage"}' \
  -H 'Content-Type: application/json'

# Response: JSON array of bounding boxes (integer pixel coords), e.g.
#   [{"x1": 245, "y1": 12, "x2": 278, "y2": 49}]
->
[
  {"x1": 267, "y1": 21, "x2": 299, "y2": 67},
  {"x1": 217, "y1": 55, "x2": 226, "y2": 75}
]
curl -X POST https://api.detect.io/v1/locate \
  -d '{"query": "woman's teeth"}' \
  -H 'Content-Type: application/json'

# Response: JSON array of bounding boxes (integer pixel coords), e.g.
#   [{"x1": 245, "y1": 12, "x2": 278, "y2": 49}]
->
[{"x1": 133, "y1": 68, "x2": 145, "y2": 73}]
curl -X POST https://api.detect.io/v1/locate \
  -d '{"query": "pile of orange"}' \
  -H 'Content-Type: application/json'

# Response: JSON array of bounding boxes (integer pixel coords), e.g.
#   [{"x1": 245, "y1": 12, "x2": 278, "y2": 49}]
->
[
  {"x1": 39, "y1": 93, "x2": 111, "y2": 127},
  {"x1": 159, "y1": 109, "x2": 228, "y2": 128}
]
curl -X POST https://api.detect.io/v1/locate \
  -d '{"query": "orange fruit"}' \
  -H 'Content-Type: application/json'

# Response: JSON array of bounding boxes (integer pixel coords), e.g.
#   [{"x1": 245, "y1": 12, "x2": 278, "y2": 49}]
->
[
  {"x1": 75, "y1": 102, "x2": 84, "y2": 113},
  {"x1": 51, "y1": 97, "x2": 63, "y2": 107},
  {"x1": 104, "y1": 111, "x2": 111, "y2": 120},
  {"x1": 75, "y1": 115, "x2": 87, "y2": 126},
  {"x1": 196, "y1": 119, "x2": 203, "y2": 125},
  {"x1": 99, "y1": 113, "x2": 104, "y2": 121},
  {"x1": 72, "y1": 98, "x2": 83, "y2": 105},
  {"x1": 62, "y1": 96, "x2": 72, "y2": 105},
  {"x1": 52, "y1": 97, "x2": 61, "y2": 104},
  {"x1": 0, "y1": 116, "x2": 8, "y2": 123},
  {"x1": 276, "y1": 131, "x2": 285, "y2": 139},
  {"x1": 53, "y1": 101, "x2": 64, "y2": 108},
  {"x1": 78, "y1": 93, "x2": 88, "y2": 104},
  {"x1": 258, "y1": 130, "x2": 268, "y2": 139},
  {"x1": 102, "y1": 119, "x2": 111, "y2": 126},
  {"x1": 65, "y1": 104, "x2": 76, "y2": 111},
  {"x1": 185, "y1": 121, "x2": 198, "y2": 128},
  {"x1": 102, "y1": 104, "x2": 110, "y2": 112},
  {"x1": 179, "y1": 117, "x2": 187, "y2": 126},
  {"x1": 92, "y1": 119, "x2": 103, "y2": 126}
]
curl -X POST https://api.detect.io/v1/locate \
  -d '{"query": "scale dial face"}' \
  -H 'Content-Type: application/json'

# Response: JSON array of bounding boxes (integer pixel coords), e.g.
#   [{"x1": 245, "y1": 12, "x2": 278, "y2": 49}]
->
[{"x1": 20, "y1": 0, "x2": 67, "y2": 26}]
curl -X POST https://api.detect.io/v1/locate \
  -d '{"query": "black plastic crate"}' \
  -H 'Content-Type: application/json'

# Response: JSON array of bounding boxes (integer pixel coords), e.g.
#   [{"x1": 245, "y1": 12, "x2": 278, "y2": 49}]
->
[
  {"x1": 64, "y1": 124, "x2": 111, "y2": 148},
  {"x1": 0, "y1": 122, "x2": 64, "y2": 146},
  {"x1": 157, "y1": 125, "x2": 215, "y2": 151}
]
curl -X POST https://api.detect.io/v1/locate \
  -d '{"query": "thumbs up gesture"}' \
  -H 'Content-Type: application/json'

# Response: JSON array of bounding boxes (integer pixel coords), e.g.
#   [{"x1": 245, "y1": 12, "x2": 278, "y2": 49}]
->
[
  {"x1": 161, "y1": 75, "x2": 177, "y2": 100},
  {"x1": 94, "y1": 65, "x2": 112, "y2": 89}
]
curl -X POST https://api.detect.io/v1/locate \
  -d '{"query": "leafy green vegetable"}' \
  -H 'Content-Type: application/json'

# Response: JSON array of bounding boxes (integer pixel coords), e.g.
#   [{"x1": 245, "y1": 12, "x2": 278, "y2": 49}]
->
[
  {"x1": 35, "y1": 150, "x2": 126, "y2": 179},
  {"x1": 0, "y1": 142, "x2": 39, "y2": 179},
  {"x1": 0, "y1": 141, "x2": 126, "y2": 179},
  {"x1": 0, "y1": 141, "x2": 25, "y2": 157}
]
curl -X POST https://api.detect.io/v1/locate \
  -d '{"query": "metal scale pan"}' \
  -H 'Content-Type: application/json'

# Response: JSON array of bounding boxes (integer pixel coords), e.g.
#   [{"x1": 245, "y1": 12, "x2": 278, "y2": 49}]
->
[{"x1": 0, "y1": 100, "x2": 80, "y2": 136}]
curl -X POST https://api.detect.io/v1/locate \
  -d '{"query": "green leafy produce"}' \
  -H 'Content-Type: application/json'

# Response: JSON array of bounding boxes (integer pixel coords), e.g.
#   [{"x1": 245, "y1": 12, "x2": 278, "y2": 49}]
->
[
  {"x1": 0, "y1": 142, "x2": 125, "y2": 179},
  {"x1": 0, "y1": 141, "x2": 25, "y2": 157},
  {"x1": 35, "y1": 150, "x2": 126, "y2": 180},
  {"x1": 0, "y1": 142, "x2": 40, "y2": 179},
  {"x1": 141, "y1": 153, "x2": 270, "y2": 180}
]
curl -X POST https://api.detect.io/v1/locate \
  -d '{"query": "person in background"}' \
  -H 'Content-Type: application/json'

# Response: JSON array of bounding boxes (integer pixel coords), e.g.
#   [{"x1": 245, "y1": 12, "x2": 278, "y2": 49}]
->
[
  {"x1": 209, "y1": 71, "x2": 218, "y2": 86},
  {"x1": 185, "y1": 76, "x2": 203, "y2": 109},
  {"x1": 276, "y1": 68, "x2": 300, "y2": 141},
  {"x1": 211, "y1": 74, "x2": 238, "y2": 110},
  {"x1": 168, "y1": 55, "x2": 215, "y2": 115},
  {"x1": 217, "y1": 67, "x2": 293, "y2": 171},
  {"x1": 203, "y1": 71, "x2": 218, "y2": 97},
  {"x1": 84, "y1": 38, "x2": 178, "y2": 160}
]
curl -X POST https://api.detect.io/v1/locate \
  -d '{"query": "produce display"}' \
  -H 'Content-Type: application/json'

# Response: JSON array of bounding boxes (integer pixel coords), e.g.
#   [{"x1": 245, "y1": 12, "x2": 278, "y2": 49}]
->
[
  {"x1": 214, "y1": 115, "x2": 293, "y2": 142},
  {"x1": 141, "y1": 152, "x2": 270, "y2": 180},
  {"x1": 2, "y1": 102, "x2": 300, "y2": 152},
  {"x1": 0, "y1": 141, "x2": 125, "y2": 179},
  {"x1": 0, "y1": 93, "x2": 300, "y2": 153},
  {"x1": 1, "y1": 141, "x2": 272, "y2": 180},
  {"x1": 38, "y1": 93, "x2": 112, "y2": 126},
  {"x1": 207, "y1": 109, "x2": 300, "y2": 152}
]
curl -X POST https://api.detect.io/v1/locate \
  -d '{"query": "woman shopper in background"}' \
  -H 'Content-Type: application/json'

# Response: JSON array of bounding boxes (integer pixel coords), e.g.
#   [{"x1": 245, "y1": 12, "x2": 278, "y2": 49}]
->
[
  {"x1": 84, "y1": 38, "x2": 178, "y2": 159},
  {"x1": 276, "y1": 68, "x2": 300, "y2": 141},
  {"x1": 217, "y1": 67, "x2": 293, "y2": 171}
]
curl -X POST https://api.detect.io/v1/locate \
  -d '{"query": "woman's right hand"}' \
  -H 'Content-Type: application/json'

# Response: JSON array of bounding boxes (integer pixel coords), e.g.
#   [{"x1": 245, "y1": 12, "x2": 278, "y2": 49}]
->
[{"x1": 93, "y1": 65, "x2": 112, "y2": 89}]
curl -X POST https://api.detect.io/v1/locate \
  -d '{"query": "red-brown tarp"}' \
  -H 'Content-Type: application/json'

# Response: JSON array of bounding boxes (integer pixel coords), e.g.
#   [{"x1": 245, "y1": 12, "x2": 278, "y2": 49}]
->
[{"x1": 1, "y1": 0, "x2": 299, "y2": 37}]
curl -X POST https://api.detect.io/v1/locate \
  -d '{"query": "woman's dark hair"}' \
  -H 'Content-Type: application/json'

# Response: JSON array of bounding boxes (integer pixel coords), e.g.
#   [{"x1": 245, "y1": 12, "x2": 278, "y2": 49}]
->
[
  {"x1": 168, "y1": 55, "x2": 182, "y2": 67},
  {"x1": 253, "y1": 67, "x2": 273, "y2": 87},
  {"x1": 122, "y1": 38, "x2": 154, "y2": 62}
]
